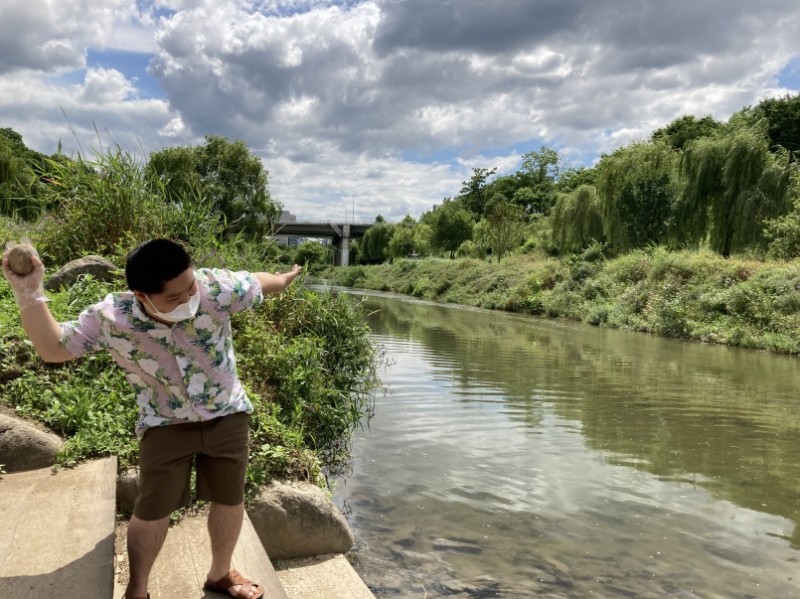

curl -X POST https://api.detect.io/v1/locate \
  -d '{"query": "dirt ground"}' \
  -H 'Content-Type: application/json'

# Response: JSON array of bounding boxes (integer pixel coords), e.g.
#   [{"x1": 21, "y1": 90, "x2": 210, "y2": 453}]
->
[{"x1": 114, "y1": 518, "x2": 130, "y2": 589}]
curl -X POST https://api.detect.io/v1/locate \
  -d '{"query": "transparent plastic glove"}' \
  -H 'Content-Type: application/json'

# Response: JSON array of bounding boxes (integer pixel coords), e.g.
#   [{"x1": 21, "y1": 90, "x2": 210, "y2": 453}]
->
[{"x1": 2, "y1": 240, "x2": 49, "y2": 311}]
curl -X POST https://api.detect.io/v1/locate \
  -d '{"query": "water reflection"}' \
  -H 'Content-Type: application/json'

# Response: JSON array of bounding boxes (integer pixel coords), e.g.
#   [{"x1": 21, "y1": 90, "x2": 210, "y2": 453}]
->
[{"x1": 335, "y1": 291, "x2": 800, "y2": 597}]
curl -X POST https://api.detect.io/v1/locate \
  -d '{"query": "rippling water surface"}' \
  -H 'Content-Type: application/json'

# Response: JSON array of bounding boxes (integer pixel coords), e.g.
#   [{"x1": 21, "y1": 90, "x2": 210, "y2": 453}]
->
[{"x1": 332, "y1": 291, "x2": 800, "y2": 598}]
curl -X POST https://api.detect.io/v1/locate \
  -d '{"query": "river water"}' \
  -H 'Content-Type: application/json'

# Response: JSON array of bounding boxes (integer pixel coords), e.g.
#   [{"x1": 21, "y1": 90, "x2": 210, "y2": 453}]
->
[{"x1": 332, "y1": 290, "x2": 800, "y2": 598}]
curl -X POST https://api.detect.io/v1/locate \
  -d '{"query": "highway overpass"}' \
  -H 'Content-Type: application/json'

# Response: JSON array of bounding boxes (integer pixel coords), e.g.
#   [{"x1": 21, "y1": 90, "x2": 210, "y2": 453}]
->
[{"x1": 272, "y1": 221, "x2": 374, "y2": 266}]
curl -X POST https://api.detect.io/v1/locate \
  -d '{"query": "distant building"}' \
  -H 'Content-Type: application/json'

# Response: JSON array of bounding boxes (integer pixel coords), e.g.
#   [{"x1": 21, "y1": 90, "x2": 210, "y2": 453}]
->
[
  {"x1": 279, "y1": 210, "x2": 297, "y2": 223},
  {"x1": 274, "y1": 210, "x2": 300, "y2": 245}
]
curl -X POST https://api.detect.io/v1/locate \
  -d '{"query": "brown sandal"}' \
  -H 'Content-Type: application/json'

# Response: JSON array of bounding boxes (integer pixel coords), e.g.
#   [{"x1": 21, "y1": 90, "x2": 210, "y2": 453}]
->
[{"x1": 204, "y1": 569, "x2": 264, "y2": 599}]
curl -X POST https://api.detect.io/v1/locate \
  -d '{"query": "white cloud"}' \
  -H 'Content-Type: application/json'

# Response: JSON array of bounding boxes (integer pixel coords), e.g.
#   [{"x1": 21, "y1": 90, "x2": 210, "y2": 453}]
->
[
  {"x1": 0, "y1": 69, "x2": 184, "y2": 157},
  {"x1": 159, "y1": 116, "x2": 187, "y2": 137},
  {"x1": 82, "y1": 68, "x2": 136, "y2": 103},
  {"x1": 1, "y1": 0, "x2": 799, "y2": 221},
  {"x1": 0, "y1": 0, "x2": 132, "y2": 74}
]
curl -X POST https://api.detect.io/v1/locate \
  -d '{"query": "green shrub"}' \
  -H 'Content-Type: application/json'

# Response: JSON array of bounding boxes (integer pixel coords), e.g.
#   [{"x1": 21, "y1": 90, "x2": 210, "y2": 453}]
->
[
  {"x1": 234, "y1": 282, "x2": 380, "y2": 476},
  {"x1": 294, "y1": 241, "x2": 333, "y2": 272}
]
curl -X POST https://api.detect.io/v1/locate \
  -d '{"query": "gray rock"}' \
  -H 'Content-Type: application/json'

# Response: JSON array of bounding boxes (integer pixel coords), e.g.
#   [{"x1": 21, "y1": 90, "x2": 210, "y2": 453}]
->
[
  {"x1": 116, "y1": 467, "x2": 139, "y2": 515},
  {"x1": 432, "y1": 538, "x2": 483, "y2": 554},
  {"x1": 0, "y1": 414, "x2": 63, "y2": 472},
  {"x1": 442, "y1": 575, "x2": 500, "y2": 597},
  {"x1": 44, "y1": 255, "x2": 119, "y2": 291},
  {"x1": 248, "y1": 480, "x2": 354, "y2": 559}
]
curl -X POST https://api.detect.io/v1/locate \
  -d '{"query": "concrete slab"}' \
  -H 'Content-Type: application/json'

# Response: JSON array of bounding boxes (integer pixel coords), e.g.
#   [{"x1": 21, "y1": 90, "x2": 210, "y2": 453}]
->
[
  {"x1": 275, "y1": 554, "x2": 376, "y2": 599},
  {"x1": 0, "y1": 456, "x2": 117, "y2": 599},
  {"x1": 114, "y1": 508, "x2": 289, "y2": 599}
]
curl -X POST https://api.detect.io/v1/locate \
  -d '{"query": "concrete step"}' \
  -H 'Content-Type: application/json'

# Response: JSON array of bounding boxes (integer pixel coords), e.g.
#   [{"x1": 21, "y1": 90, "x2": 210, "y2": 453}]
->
[
  {"x1": 114, "y1": 508, "x2": 290, "y2": 599},
  {"x1": 0, "y1": 456, "x2": 118, "y2": 599},
  {"x1": 275, "y1": 555, "x2": 376, "y2": 599}
]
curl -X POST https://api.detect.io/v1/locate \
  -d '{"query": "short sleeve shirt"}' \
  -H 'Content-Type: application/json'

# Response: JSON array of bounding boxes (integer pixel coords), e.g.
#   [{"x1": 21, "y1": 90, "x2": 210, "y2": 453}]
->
[{"x1": 59, "y1": 268, "x2": 264, "y2": 439}]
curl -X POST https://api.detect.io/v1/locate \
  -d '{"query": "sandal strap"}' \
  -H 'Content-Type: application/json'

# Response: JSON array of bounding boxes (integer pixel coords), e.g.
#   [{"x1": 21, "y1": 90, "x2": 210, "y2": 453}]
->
[{"x1": 209, "y1": 570, "x2": 263, "y2": 598}]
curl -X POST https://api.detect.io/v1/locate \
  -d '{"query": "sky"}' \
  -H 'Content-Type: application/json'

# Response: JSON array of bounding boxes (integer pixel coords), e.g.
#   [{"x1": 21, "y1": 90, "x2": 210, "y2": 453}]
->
[{"x1": 1, "y1": 0, "x2": 798, "y2": 222}]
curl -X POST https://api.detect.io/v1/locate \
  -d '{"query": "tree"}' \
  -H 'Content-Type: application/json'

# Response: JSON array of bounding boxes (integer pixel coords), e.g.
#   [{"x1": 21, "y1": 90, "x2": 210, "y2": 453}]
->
[
  {"x1": 413, "y1": 223, "x2": 433, "y2": 257},
  {"x1": 471, "y1": 219, "x2": 491, "y2": 258},
  {"x1": 733, "y1": 93, "x2": 800, "y2": 156},
  {"x1": 295, "y1": 240, "x2": 332, "y2": 269},
  {"x1": 510, "y1": 187, "x2": 537, "y2": 212},
  {"x1": 651, "y1": 115, "x2": 722, "y2": 151},
  {"x1": 458, "y1": 167, "x2": 497, "y2": 218},
  {"x1": 484, "y1": 197, "x2": 524, "y2": 261},
  {"x1": 551, "y1": 185, "x2": 604, "y2": 253},
  {"x1": 145, "y1": 146, "x2": 201, "y2": 201},
  {"x1": 765, "y1": 181, "x2": 800, "y2": 259},
  {"x1": 146, "y1": 135, "x2": 280, "y2": 238},
  {"x1": 360, "y1": 222, "x2": 393, "y2": 263},
  {"x1": 430, "y1": 200, "x2": 473, "y2": 258},
  {"x1": 387, "y1": 225, "x2": 415, "y2": 259},
  {"x1": 675, "y1": 121, "x2": 794, "y2": 256},
  {"x1": 596, "y1": 142, "x2": 678, "y2": 253},
  {"x1": 556, "y1": 166, "x2": 597, "y2": 193},
  {"x1": 521, "y1": 146, "x2": 560, "y2": 181},
  {"x1": 518, "y1": 146, "x2": 560, "y2": 213},
  {"x1": 349, "y1": 239, "x2": 362, "y2": 265}
]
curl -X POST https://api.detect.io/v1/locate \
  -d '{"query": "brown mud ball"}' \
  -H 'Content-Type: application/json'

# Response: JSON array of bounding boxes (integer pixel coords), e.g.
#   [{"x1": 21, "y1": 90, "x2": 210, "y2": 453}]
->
[{"x1": 7, "y1": 244, "x2": 35, "y2": 276}]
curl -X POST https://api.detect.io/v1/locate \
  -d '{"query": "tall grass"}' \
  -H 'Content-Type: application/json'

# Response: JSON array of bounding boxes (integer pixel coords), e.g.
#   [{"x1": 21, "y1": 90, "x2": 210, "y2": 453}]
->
[{"x1": 31, "y1": 148, "x2": 227, "y2": 264}]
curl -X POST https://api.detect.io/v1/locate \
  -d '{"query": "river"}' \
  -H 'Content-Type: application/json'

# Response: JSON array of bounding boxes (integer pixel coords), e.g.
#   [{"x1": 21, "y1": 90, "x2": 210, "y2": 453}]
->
[{"x1": 332, "y1": 290, "x2": 800, "y2": 598}]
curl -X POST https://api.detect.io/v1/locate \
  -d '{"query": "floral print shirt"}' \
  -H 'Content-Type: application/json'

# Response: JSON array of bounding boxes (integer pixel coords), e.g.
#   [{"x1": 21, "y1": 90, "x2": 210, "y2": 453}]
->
[{"x1": 60, "y1": 268, "x2": 264, "y2": 439}]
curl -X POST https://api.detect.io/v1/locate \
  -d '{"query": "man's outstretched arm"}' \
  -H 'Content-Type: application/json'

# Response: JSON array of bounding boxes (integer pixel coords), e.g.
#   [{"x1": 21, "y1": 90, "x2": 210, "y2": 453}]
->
[{"x1": 254, "y1": 264, "x2": 302, "y2": 295}]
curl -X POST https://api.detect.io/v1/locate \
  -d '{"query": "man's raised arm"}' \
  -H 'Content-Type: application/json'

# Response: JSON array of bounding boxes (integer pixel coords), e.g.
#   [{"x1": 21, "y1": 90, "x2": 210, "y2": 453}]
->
[{"x1": 2, "y1": 245, "x2": 75, "y2": 364}]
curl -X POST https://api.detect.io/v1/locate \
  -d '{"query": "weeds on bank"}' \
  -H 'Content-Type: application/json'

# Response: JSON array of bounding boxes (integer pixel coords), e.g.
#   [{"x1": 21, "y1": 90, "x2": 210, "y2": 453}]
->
[
  {"x1": 235, "y1": 279, "x2": 380, "y2": 479},
  {"x1": 326, "y1": 248, "x2": 800, "y2": 355}
]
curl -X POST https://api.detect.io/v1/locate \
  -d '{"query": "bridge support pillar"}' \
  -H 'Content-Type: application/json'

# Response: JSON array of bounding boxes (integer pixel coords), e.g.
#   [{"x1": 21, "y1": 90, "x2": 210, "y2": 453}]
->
[{"x1": 335, "y1": 224, "x2": 351, "y2": 267}]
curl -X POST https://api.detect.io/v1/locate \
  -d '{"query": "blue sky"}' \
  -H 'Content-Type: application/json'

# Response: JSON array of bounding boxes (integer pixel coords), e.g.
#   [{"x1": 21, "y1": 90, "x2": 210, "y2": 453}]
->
[
  {"x1": 778, "y1": 56, "x2": 800, "y2": 90},
  {"x1": 0, "y1": 0, "x2": 798, "y2": 221},
  {"x1": 87, "y1": 50, "x2": 165, "y2": 100}
]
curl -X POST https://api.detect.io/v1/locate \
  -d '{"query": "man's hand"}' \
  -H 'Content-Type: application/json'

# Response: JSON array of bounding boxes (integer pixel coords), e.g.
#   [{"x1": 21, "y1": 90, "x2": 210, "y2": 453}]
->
[
  {"x1": 2, "y1": 241, "x2": 72, "y2": 363},
  {"x1": 256, "y1": 264, "x2": 302, "y2": 295},
  {"x1": 2, "y1": 241, "x2": 48, "y2": 312},
  {"x1": 280, "y1": 264, "x2": 302, "y2": 287}
]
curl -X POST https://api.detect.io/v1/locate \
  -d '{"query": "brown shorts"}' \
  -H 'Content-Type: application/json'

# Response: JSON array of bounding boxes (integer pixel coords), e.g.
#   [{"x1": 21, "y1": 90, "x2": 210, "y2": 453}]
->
[{"x1": 134, "y1": 412, "x2": 250, "y2": 521}]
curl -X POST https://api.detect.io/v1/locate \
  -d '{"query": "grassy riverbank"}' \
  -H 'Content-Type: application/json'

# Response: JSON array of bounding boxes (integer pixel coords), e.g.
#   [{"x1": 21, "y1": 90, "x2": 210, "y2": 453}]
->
[
  {"x1": 324, "y1": 247, "x2": 800, "y2": 355},
  {"x1": 0, "y1": 144, "x2": 381, "y2": 493}
]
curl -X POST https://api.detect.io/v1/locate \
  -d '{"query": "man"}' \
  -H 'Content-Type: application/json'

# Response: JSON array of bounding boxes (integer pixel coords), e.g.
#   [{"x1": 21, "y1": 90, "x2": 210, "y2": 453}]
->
[{"x1": 2, "y1": 238, "x2": 301, "y2": 599}]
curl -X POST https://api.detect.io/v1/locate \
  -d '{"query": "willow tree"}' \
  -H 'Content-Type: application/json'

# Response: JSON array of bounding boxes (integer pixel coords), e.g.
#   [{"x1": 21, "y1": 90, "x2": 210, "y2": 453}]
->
[
  {"x1": 595, "y1": 142, "x2": 678, "y2": 253},
  {"x1": 764, "y1": 171, "x2": 800, "y2": 259},
  {"x1": 675, "y1": 121, "x2": 794, "y2": 256},
  {"x1": 360, "y1": 222, "x2": 393, "y2": 263},
  {"x1": 551, "y1": 184, "x2": 604, "y2": 253},
  {"x1": 484, "y1": 197, "x2": 524, "y2": 261}
]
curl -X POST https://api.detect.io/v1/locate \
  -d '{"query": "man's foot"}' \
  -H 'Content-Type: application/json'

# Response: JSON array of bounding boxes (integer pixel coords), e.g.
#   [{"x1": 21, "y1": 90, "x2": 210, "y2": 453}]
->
[
  {"x1": 123, "y1": 592, "x2": 150, "y2": 599},
  {"x1": 204, "y1": 569, "x2": 264, "y2": 599}
]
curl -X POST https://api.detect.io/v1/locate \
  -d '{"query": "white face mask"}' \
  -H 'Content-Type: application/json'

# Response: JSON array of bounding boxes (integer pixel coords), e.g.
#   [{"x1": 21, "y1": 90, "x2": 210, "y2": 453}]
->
[{"x1": 144, "y1": 292, "x2": 200, "y2": 323}]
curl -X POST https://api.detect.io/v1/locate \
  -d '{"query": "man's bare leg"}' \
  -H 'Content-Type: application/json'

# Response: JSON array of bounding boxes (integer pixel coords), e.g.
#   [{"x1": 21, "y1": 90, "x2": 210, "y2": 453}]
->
[
  {"x1": 125, "y1": 514, "x2": 170, "y2": 598},
  {"x1": 207, "y1": 502, "x2": 258, "y2": 598}
]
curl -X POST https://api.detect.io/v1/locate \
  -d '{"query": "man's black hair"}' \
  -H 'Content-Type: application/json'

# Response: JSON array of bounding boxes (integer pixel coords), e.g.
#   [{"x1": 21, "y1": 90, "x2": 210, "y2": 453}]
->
[{"x1": 125, "y1": 239, "x2": 193, "y2": 293}]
